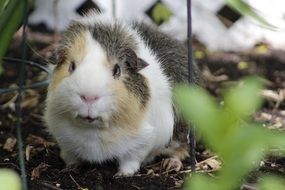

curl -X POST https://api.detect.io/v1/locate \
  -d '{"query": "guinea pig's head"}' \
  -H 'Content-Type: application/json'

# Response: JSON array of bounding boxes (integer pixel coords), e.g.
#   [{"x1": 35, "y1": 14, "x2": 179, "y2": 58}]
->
[{"x1": 47, "y1": 22, "x2": 150, "y2": 128}]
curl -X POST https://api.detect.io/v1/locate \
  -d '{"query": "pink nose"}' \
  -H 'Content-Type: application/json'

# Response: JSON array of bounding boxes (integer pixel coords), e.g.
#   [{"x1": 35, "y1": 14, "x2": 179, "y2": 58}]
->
[{"x1": 80, "y1": 94, "x2": 100, "y2": 103}]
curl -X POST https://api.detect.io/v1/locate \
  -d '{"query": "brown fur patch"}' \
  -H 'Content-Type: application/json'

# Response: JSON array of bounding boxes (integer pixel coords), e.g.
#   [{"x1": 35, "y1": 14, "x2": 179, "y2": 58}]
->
[
  {"x1": 49, "y1": 31, "x2": 88, "y2": 91},
  {"x1": 123, "y1": 72, "x2": 150, "y2": 108},
  {"x1": 109, "y1": 79, "x2": 148, "y2": 136},
  {"x1": 91, "y1": 79, "x2": 149, "y2": 147}
]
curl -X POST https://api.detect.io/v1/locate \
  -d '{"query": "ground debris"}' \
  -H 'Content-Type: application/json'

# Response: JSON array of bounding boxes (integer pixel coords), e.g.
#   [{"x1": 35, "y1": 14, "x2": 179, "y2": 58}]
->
[
  {"x1": 3, "y1": 137, "x2": 17, "y2": 152},
  {"x1": 1, "y1": 36, "x2": 285, "y2": 189},
  {"x1": 196, "y1": 155, "x2": 221, "y2": 171},
  {"x1": 25, "y1": 145, "x2": 32, "y2": 161},
  {"x1": 254, "y1": 110, "x2": 285, "y2": 130},
  {"x1": 31, "y1": 162, "x2": 50, "y2": 180},
  {"x1": 261, "y1": 89, "x2": 285, "y2": 108},
  {"x1": 21, "y1": 91, "x2": 40, "y2": 109},
  {"x1": 26, "y1": 134, "x2": 56, "y2": 147}
]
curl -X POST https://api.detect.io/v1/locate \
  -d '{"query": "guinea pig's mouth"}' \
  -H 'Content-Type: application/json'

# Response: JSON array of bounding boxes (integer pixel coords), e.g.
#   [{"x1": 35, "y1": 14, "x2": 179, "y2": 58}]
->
[{"x1": 78, "y1": 115, "x2": 100, "y2": 123}]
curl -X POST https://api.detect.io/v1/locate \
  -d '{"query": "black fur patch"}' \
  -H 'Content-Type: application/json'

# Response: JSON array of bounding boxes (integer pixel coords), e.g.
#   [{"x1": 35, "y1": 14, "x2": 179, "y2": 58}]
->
[
  {"x1": 123, "y1": 72, "x2": 150, "y2": 108},
  {"x1": 124, "y1": 48, "x2": 149, "y2": 72},
  {"x1": 90, "y1": 23, "x2": 137, "y2": 60},
  {"x1": 132, "y1": 22, "x2": 202, "y2": 85}
]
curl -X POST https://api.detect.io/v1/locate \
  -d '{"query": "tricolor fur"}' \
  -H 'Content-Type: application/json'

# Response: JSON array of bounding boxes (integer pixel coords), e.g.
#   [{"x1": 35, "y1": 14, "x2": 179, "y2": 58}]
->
[{"x1": 44, "y1": 13, "x2": 200, "y2": 175}]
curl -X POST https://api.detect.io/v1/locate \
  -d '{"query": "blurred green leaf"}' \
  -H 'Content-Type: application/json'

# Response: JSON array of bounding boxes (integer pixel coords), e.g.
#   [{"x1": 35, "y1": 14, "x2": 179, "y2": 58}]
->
[
  {"x1": 258, "y1": 176, "x2": 285, "y2": 190},
  {"x1": 174, "y1": 85, "x2": 223, "y2": 152},
  {"x1": 152, "y1": 3, "x2": 172, "y2": 25},
  {"x1": 0, "y1": 0, "x2": 24, "y2": 75},
  {"x1": 225, "y1": 0, "x2": 276, "y2": 29},
  {"x1": 185, "y1": 175, "x2": 219, "y2": 190},
  {"x1": 224, "y1": 76, "x2": 263, "y2": 120},
  {"x1": 0, "y1": 169, "x2": 21, "y2": 190},
  {"x1": 0, "y1": 0, "x2": 10, "y2": 13},
  {"x1": 175, "y1": 77, "x2": 285, "y2": 190}
]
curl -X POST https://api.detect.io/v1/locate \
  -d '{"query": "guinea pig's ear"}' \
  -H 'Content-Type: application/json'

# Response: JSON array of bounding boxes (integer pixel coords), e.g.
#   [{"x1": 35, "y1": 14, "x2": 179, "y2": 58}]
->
[
  {"x1": 125, "y1": 48, "x2": 148, "y2": 72},
  {"x1": 137, "y1": 58, "x2": 149, "y2": 71}
]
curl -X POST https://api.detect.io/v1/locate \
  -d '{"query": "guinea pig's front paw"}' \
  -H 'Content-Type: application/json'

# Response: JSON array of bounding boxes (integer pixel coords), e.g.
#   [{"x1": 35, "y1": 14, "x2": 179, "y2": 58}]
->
[
  {"x1": 162, "y1": 157, "x2": 183, "y2": 172},
  {"x1": 114, "y1": 160, "x2": 140, "y2": 178}
]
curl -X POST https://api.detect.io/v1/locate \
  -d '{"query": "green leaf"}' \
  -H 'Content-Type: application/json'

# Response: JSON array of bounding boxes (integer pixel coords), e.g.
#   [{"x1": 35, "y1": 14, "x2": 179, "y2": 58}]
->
[
  {"x1": 0, "y1": 0, "x2": 24, "y2": 75},
  {"x1": 0, "y1": 0, "x2": 10, "y2": 14},
  {"x1": 225, "y1": 0, "x2": 276, "y2": 29},
  {"x1": 0, "y1": 169, "x2": 21, "y2": 190},
  {"x1": 152, "y1": 3, "x2": 172, "y2": 24},
  {"x1": 258, "y1": 176, "x2": 285, "y2": 190},
  {"x1": 177, "y1": 77, "x2": 285, "y2": 190},
  {"x1": 174, "y1": 85, "x2": 222, "y2": 150},
  {"x1": 185, "y1": 175, "x2": 219, "y2": 190},
  {"x1": 224, "y1": 76, "x2": 263, "y2": 120}
]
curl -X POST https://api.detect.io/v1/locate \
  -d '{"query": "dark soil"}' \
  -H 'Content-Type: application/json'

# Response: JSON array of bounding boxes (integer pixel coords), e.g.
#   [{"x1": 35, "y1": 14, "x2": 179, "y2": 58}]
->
[{"x1": 1, "y1": 31, "x2": 285, "y2": 190}]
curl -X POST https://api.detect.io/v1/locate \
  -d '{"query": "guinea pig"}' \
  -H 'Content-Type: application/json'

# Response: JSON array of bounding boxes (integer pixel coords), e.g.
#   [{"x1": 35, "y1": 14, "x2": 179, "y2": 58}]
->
[{"x1": 44, "y1": 12, "x2": 201, "y2": 176}]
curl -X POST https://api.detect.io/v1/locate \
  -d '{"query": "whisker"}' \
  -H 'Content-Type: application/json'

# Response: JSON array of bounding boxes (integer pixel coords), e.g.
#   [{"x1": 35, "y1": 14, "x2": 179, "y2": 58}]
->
[{"x1": 51, "y1": 108, "x2": 74, "y2": 117}]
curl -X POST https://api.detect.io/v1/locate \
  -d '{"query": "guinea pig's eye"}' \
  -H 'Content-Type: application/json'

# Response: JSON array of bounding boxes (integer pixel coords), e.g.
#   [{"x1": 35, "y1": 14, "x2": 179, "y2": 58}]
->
[
  {"x1": 69, "y1": 61, "x2": 76, "y2": 73},
  {"x1": 112, "y1": 64, "x2": 121, "y2": 79}
]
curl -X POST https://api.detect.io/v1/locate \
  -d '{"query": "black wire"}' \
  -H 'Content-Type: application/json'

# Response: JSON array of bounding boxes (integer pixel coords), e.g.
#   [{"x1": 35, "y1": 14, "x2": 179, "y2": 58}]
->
[
  {"x1": 15, "y1": 0, "x2": 28, "y2": 189},
  {"x1": 0, "y1": 58, "x2": 51, "y2": 94},
  {"x1": 187, "y1": 0, "x2": 196, "y2": 172}
]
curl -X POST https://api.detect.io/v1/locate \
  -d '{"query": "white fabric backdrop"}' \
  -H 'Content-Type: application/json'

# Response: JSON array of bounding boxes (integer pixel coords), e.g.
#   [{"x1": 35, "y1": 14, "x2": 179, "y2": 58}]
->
[{"x1": 28, "y1": 0, "x2": 285, "y2": 51}]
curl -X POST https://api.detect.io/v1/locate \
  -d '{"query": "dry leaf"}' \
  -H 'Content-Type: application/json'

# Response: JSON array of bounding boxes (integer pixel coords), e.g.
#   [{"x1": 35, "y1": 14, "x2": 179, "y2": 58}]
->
[
  {"x1": 261, "y1": 90, "x2": 281, "y2": 102},
  {"x1": 202, "y1": 67, "x2": 228, "y2": 82},
  {"x1": 174, "y1": 180, "x2": 184, "y2": 188},
  {"x1": 254, "y1": 110, "x2": 285, "y2": 130},
  {"x1": 196, "y1": 156, "x2": 221, "y2": 171},
  {"x1": 206, "y1": 159, "x2": 221, "y2": 170},
  {"x1": 26, "y1": 134, "x2": 56, "y2": 147},
  {"x1": 261, "y1": 89, "x2": 285, "y2": 108},
  {"x1": 3, "y1": 137, "x2": 17, "y2": 152},
  {"x1": 25, "y1": 145, "x2": 32, "y2": 161},
  {"x1": 146, "y1": 169, "x2": 155, "y2": 175},
  {"x1": 31, "y1": 163, "x2": 50, "y2": 180},
  {"x1": 21, "y1": 95, "x2": 39, "y2": 109}
]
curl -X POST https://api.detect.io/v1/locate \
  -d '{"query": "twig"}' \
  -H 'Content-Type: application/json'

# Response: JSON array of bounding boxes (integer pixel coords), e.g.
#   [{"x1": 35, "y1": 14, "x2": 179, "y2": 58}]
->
[
  {"x1": 131, "y1": 184, "x2": 142, "y2": 190},
  {"x1": 39, "y1": 181, "x2": 63, "y2": 190},
  {"x1": 161, "y1": 168, "x2": 176, "y2": 175},
  {"x1": 241, "y1": 183, "x2": 257, "y2": 190},
  {"x1": 69, "y1": 174, "x2": 86, "y2": 189},
  {"x1": 195, "y1": 155, "x2": 219, "y2": 167},
  {"x1": 113, "y1": 173, "x2": 150, "y2": 179},
  {"x1": 197, "y1": 169, "x2": 220, "y2": 174},
  {"x1": 145, "y1": 161, "x2": 162, "y2": 168}
]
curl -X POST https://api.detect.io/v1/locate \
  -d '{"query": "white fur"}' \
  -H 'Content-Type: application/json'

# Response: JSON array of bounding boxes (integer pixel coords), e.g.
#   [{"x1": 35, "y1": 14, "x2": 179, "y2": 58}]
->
[
  {"x1": 45, "y1": 18, "x2": 174, "y2": 175},
  {"x1": 135, "y1": 36, "x2": 174, "y2": 150}
]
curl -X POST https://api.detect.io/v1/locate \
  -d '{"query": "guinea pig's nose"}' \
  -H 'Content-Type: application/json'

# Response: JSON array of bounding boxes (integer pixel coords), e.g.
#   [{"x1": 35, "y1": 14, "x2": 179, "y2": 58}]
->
[{"x1": 80, "y1": 94, "x2": 100, "y2": 103}]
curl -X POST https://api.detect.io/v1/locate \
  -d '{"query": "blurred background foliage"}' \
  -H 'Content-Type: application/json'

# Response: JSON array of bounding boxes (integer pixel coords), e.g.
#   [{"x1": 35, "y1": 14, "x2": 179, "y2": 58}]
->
[
  {"x1": 174, "y1": 77, "x2": 285, "y2": 190},
  {"x1": 225, "y1": 0, "x2": 275, "y2": 29},
  {"x1": 0, "y1": 0, "x2": 24, "y2": 75},
  {"x1": 0, "y1": 0, "x2": 274, "y2": 75}
]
